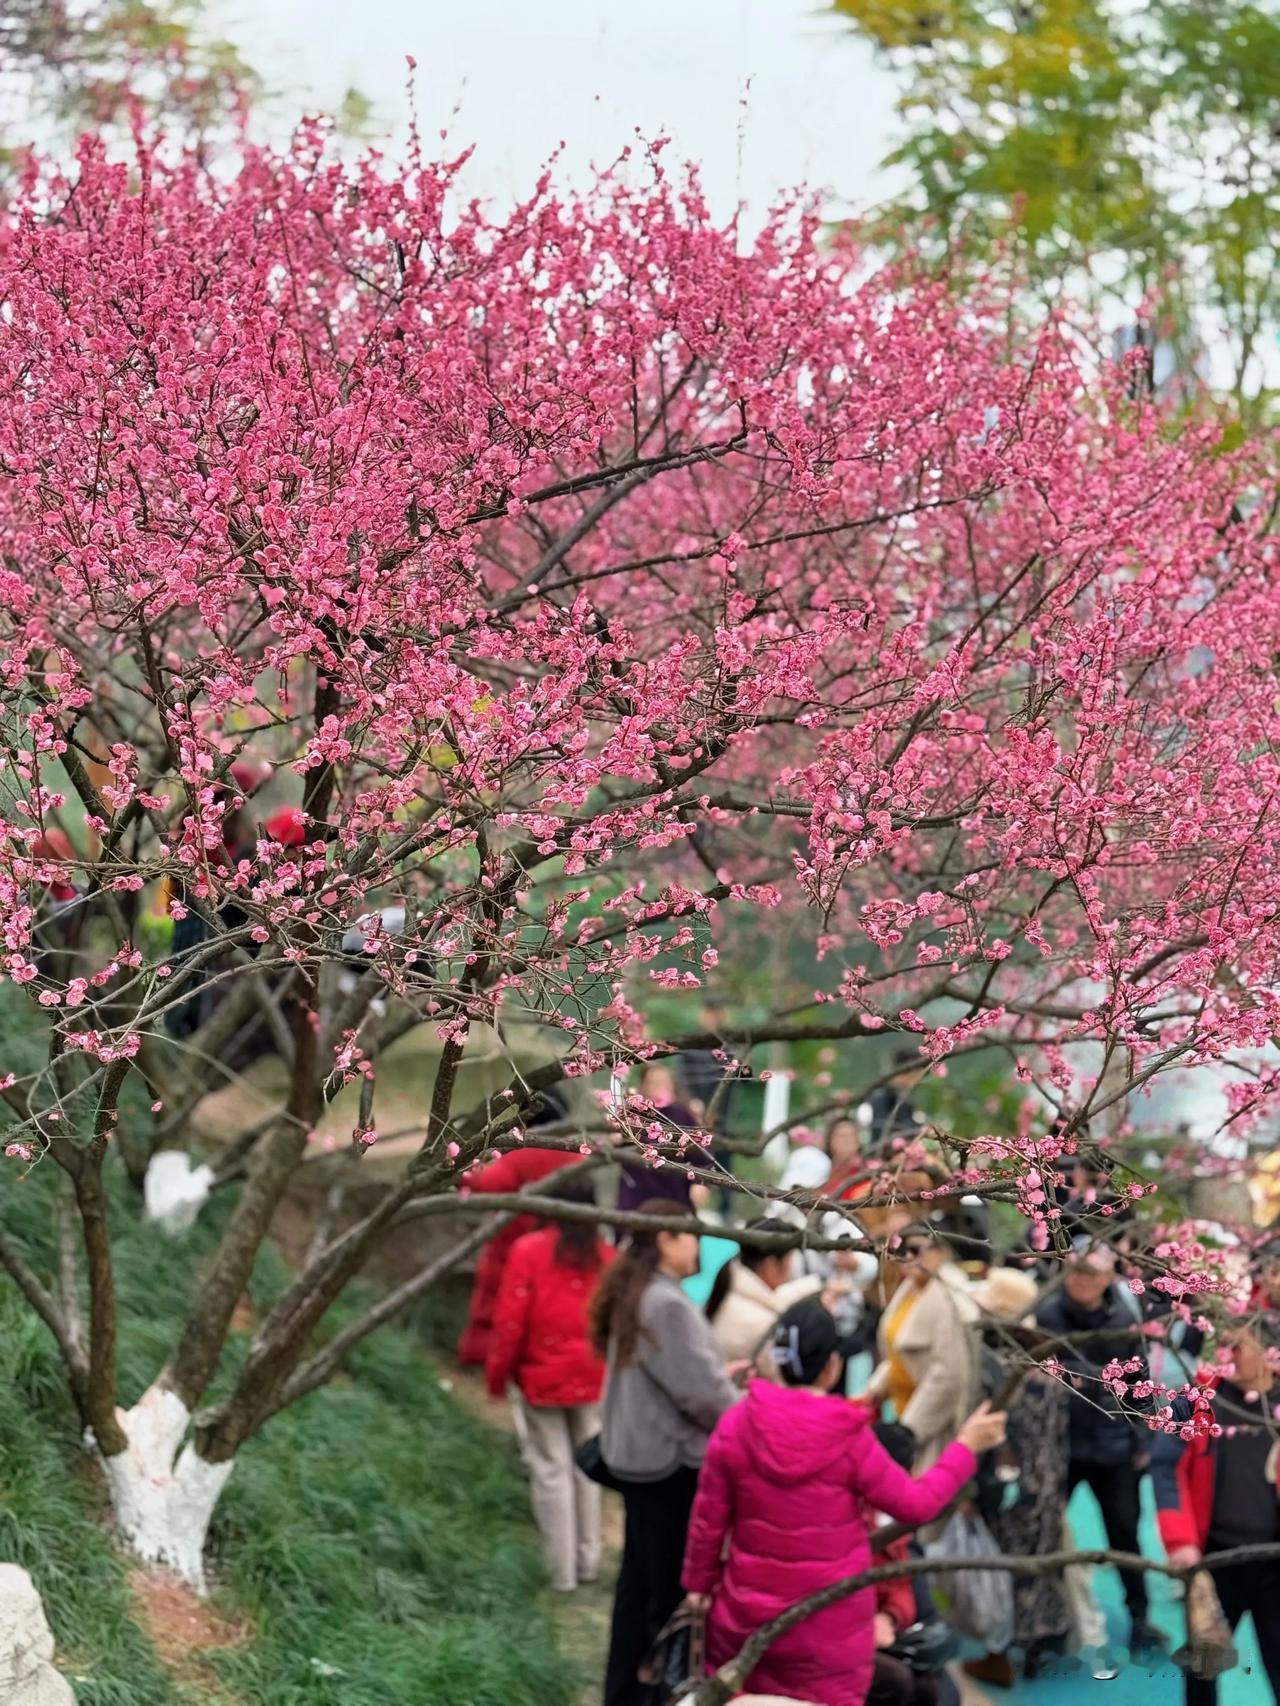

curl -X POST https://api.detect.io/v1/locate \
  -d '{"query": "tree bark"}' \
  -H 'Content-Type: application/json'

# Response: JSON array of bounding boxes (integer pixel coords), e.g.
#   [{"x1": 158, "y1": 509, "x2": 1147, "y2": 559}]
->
[
  {"x1": 0, "y1": 1224, "x2": 88, "y2": 1411},
  {"x1": 95, "y1": 1385, "x2": 234, "y2": 1592},
  {"x1": 195, "y1": 1033, "x2": 467, "y2": 1459},
  {"x1": 162, "y1": 973, "x2": 320, "y2": 1413},
  {"x1": 72, "y1": 1058, "x2": 133, "y2": 1456},
  {"x1": 73, "y1": 1161, "x2": 127, "y2": 1454},
  {"x1": 268, "y1": 1220, "x2": 497, "y2": 1417}
]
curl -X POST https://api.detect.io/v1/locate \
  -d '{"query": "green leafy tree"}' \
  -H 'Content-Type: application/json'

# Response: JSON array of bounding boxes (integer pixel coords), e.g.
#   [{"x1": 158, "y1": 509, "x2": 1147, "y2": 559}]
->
[
  {"x1": 833, "y1": 0, "x2": 1278, "y2": 418},
  {"x1": 0, "y1": 0, "x2": 255, "y2": 147}
]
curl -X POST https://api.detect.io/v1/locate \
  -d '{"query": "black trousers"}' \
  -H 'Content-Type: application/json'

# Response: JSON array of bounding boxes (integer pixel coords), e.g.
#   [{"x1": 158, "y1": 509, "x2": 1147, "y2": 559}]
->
[
  {"x1": 604, "y1": 1467, "x2": 699, "y2": 1706},
  {"x1": 1185, "y1": 1561, "x2": 1280, "y2": 1706},
  {"x1": 867, "y1": 1654, "x2": 940, "y2": 1706},
  {"x1": 1067, "y1": 1460, "x2": 1148, "y2": 1620}
]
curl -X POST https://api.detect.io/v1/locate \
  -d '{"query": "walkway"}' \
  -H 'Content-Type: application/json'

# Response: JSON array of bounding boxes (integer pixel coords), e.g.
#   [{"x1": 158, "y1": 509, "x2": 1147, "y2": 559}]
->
[{"x1": 1013, "y1": 1481, "x2": 1265, "y2": 1706}]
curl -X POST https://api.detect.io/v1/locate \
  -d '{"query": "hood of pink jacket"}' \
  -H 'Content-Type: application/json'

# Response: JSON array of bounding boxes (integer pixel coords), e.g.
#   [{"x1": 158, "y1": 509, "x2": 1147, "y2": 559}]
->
[{"x1": 739, "y1": 1378, "x2": 871, "y2": 1485}]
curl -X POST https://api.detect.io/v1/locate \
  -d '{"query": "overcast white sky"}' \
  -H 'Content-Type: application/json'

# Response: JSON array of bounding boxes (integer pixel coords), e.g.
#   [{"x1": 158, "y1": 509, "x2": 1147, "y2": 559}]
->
[{"x1": 211, "y1": 0, "x2": 898, "y2": 219}]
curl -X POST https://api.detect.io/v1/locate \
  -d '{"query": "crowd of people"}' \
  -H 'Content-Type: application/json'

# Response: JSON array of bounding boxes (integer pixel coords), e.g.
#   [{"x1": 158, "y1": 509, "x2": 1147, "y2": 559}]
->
[
  {"x1": 459, "y1": 1057, "x2": 1280, "y2": 1706},
  {"x1": 22, "y1": 728, "x2": 1278, "y2": 1703}
]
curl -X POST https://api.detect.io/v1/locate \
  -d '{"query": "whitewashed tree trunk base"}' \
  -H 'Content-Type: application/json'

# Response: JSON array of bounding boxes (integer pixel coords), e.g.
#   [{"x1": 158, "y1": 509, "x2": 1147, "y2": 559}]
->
[{"x1": 88, "y1": 1386, "x2": 234, "y2": 1593}]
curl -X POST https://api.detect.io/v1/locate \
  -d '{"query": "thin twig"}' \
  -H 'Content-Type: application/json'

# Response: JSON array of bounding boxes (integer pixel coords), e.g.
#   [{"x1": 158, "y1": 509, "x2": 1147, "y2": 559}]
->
[
  {"x1": 270, "y1": 1221, "x2": 496, "y2": 1417},
  {"x1": 0, "y1": 1224, "x2": 88, "y2": 1406}
]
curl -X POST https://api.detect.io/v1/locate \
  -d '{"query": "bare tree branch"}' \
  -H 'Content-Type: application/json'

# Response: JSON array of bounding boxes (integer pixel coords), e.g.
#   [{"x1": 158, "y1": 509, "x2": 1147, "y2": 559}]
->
[
  {"x1": 692, "y1": 1541, "x2": 1280, "y2": 1704},
  {"x1": 268, "y1": 1221, "x2": 496, "y2": 1417},
  {"x1": 0, "y1": 1223, "x2": 88, "y2": 1408}
]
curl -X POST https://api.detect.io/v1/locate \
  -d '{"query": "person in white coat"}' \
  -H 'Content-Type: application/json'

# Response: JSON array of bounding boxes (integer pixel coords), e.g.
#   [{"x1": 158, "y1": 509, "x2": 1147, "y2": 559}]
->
[
  {"x1": 704, "y1": 1217, "x2": 824, "y2": 1364},
  {"x1": 867, "y1": 1223, "x2": 979, "y2": 1471}
]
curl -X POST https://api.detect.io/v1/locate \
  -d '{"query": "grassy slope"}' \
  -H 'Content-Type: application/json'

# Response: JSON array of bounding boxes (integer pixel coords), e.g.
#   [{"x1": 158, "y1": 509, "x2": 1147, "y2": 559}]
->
[
  {"x1": 0, "y1": 1154, "x2": 573, "y2": 1705},
  {"x1": 0, "y1": 1293, "x2": 174, "y2": 1705}
]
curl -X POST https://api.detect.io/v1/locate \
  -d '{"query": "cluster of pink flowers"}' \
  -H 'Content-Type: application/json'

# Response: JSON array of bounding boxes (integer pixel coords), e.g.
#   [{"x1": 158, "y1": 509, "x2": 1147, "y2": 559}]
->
[{"x1": 0, "y1": 126, "x2": 1270, "y2": 1261}]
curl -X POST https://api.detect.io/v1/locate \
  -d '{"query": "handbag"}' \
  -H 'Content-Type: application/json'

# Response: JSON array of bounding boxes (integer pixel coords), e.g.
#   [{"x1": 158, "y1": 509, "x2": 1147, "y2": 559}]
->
[
  {"x1": 923, "y1": 1509, "x2": 1014, "y2": 1653},
  {"x1": 1174, "y1": 1572, "x2": 1238, "y2": 1681},
  {"x1": 577, "y1": 1354, "x2": 694, "y2": 1492},
  {"x1": 638, "y1": 1601, "x2": 707, "y2": 1701},
  {"x1": 574, "y1": 1433, "x2": 625, "y2": 1493}
]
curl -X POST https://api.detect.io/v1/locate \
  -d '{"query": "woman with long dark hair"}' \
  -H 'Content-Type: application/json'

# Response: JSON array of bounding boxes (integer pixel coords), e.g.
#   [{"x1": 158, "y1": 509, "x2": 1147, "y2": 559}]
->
[
  {"x1": 486, "y1": 1176, "x2": 615, "y2": 1592},
  {"x1": 591, "y1": 1200, "x2": 741, "y2": 1706},
  {"x1": 962, "y1": 1266, "x2": 1071, "y2": 1686}
]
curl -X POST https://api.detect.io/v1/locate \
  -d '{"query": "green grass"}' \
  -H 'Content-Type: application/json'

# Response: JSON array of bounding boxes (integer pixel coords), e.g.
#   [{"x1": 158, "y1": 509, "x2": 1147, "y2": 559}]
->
[
  {"x1": 212, "y1": 1317, "x2": 571, "y2": 1705},
  {"x1": 0, "y1": 1160, "x2": 575, "y2": 1706},
  {"x1": 0, "y1": 1258, "x2": 176, "y2": 1704}
]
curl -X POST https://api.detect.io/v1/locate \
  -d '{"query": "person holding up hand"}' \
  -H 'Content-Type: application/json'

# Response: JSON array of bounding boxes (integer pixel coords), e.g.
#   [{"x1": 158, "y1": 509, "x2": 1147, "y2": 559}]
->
[{"x1": 681, "y1": 1302, "x2": 1006, "y2": 1706}]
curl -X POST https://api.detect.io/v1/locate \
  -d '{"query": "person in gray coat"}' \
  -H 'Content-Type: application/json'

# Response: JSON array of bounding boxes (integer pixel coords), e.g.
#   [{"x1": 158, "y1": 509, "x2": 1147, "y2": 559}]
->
[{"x1": 591, "y1": 1199, "x2": 742, "y2": 1706}]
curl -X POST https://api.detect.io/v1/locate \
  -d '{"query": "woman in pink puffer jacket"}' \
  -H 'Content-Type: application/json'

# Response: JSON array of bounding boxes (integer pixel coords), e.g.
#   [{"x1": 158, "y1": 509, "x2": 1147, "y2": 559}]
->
[{"x1": 682, "y1": 1303, "x2": 1004, "y2": 1706}]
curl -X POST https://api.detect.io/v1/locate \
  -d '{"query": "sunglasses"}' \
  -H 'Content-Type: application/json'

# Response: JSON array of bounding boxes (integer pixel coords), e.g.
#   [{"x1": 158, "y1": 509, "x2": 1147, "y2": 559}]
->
[{"x1": 894, "y1": 1241, "x2": 930, "y2": 1260}]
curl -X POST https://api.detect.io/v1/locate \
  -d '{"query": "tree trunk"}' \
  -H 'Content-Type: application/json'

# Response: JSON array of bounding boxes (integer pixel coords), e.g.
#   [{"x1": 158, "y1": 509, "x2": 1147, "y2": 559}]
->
[{"x1": 92, "y1": 1384, "x2": 233, "y2": 1593}]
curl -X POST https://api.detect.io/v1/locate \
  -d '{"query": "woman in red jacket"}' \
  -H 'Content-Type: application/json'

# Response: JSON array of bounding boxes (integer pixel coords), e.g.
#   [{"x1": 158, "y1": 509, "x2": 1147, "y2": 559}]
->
[
  {"x1": 1153, "y1": 1323, "x2": 1280, "y2": 1706},
  {"x1": 486, "y1": 1179, "x2": 616, "y2": 1592},
  {"x1": 682, "y1": 1303, "x2": 1004, "y2": 1706},
  {"x1": 457, "y1": 1086, "x2": 571, "y2": 1367}
]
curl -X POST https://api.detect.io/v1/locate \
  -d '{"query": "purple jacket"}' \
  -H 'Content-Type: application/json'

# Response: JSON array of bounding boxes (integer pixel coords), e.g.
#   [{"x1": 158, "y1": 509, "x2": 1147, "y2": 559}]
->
[{"x1": 682, "y1": 1380, "x2": 975, "y2": 1706}]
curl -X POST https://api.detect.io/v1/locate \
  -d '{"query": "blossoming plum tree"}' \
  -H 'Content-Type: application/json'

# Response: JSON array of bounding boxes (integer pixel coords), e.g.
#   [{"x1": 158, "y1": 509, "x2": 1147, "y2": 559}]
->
[{"x1": 0, "y1": 123, "x2": 1276, "y2": 1585}]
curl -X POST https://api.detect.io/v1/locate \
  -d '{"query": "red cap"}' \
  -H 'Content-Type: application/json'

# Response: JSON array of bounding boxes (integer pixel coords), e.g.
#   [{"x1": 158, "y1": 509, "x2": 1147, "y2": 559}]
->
[
  {"x1": 32, "y1": 827, "x2": 75, "y2": 862},
  {"x1": 31, "y1": 827, "x2": 77, "y2": 901},
  {"x1": 265, "y1": 807, "x2": 307, "y2": 847}
]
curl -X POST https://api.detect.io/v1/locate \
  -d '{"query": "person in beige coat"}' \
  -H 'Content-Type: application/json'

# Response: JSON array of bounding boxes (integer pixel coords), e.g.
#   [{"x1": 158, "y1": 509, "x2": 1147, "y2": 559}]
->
[
  {"x1": 867, "y1": 1223, "x2": 979, "y2": 1469},
  {"x1": 705, "y1": 1218, "x2": 824, "y2": 1365}
]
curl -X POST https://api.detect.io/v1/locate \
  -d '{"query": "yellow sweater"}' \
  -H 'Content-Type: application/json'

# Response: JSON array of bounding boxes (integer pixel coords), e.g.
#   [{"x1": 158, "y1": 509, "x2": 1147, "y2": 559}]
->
[{"x1": 882, "y1": 1281, "x2": 923, "y2": 1419}]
